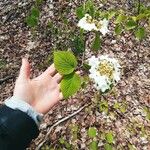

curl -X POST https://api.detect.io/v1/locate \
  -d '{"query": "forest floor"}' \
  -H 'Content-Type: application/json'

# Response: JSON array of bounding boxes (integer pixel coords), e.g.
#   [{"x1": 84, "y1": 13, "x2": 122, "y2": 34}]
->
[{"x1": 0, "y1": 0, "x2": 150, "y2": 150}]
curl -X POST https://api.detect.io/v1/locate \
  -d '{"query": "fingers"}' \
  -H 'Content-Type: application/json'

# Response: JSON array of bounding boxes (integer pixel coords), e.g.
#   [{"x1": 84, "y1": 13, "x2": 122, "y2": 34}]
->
[
  {"x1": 76, "y1": 71, "x2": 80, "y2": 75},
  {"x1": 18, "y1": 58, "x2": 30, "y2": 80},
  {"x1": 59, "y1": 92, "x2": 63, "y2": 100},
  {"x1": 53, "y1": 73, "x2": 62, "y2": 83},
  {"x1": 43, "y1": 64, "x2": 56, "y2": 76}
]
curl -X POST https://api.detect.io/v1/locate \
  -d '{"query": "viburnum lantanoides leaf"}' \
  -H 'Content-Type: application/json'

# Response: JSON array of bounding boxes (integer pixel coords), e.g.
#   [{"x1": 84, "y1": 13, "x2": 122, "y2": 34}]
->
[
  {"x1": 125, "y1": 19, "x2": 137, "y2": 30},
  {"x1": 135, "y1": 27, "x2": 145, "y2": 40},
  {"x1": 115, "y1": 24, "x2": 122, "y2": 35},
  {"x1": 115, "y1": 14, "x2": 127, "y2": 24},
  {"x1": 60, "y1": 72, "x2": 81, "y2": 99},
  {"x1": 54, "y1": 51, "x2": 77, "y2": 75}
]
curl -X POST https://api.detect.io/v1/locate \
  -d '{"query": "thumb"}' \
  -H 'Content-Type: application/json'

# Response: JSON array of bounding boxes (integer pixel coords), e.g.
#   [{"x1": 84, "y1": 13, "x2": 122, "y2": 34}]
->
[{"x1": 18, "y1": 58, "x2": 30, "y2": 80}]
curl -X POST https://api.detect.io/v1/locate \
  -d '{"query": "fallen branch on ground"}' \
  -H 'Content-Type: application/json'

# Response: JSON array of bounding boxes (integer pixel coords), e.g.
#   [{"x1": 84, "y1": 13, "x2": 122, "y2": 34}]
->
[{"x1": 36, "y1": 102, "x2": 91, "y2": 150}]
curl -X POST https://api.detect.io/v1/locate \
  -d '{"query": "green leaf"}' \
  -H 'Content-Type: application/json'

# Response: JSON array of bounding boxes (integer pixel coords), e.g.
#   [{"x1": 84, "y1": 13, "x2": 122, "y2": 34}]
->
[
  {"x1": 76, "y1": 6, "x2": 84, "y2": 19},
  {"x1": 99, "y1": 100, "x2": 108, "y2": 113},
  {"x1": 106, "y1": 132, "x2": 114, "y2": 144},
  {"x1": 88, "y1": 127, "x2": 97, "y2": 138},
  {"x1": 85, "y1": 0, "x2": 95, "y2": 17},
  {"x1": 31, "y1": 7, "x2": 40, "y2": 18},
  {"x1": 125, "y1": 19, "x2": 137, "y2": 30},
  {"x1": 36, "y1": 0, "x2": 43, "y2": 5},
  {"x1": 115, "y1": 14, "x2": 126, "y2": 24},
  {"x1": 61, "y1": 72, "x2": 81, "y2": 99},
  {"x1": 26, "y1": 15, "x2": 38, "y2": 27},
  {"x1": 92, "y1": 32, "x2": 101, "y2": 51},
  {"x1": 89, "y1": 141, "x2": 98, "y2": 150},
  {"x1": 89, "y1": 3, "x2": 95, "y2": 18},
  {"x1": 115, "y1": 25, "x2": 122, "y2": 35},
  {"x1": 108, "y1": 11, "x2": 116, "y2": 20},
  {"x1": 104, "y1": 143, "x2": 112, "y2": 150},
  {"x1": 135, "y1": 27, "x2": 145, "y2": 40},
  {"x1": 54, "y1": 51, "x2": 77, "y2": 75}
]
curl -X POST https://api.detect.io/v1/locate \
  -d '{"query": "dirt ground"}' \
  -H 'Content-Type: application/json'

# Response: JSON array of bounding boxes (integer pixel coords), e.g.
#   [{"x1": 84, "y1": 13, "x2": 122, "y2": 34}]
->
[{"x1": 0, "y1": 0, "x2": 150, "y2": 150}]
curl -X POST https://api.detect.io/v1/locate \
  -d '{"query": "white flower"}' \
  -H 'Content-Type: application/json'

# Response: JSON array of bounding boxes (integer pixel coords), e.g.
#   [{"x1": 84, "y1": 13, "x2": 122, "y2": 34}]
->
[
  {"x1": 95, "y1": 18, "x2": 109, "y2": 36},
  {"x1": 88, "y1": 55, "x2": 121, "y2": 92},
  {"x1": 77, "y1": 14, "x2": 96, "y2": 31},
  {"x1": 77, "y1": 14, "x2": 109, "y2": 36}
]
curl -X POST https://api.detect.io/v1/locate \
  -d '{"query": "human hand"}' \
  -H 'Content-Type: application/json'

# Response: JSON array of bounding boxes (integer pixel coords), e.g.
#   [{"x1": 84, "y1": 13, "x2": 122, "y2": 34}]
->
[{"x1": 14, "y1": 58, "x2": 63, "y2": 114}]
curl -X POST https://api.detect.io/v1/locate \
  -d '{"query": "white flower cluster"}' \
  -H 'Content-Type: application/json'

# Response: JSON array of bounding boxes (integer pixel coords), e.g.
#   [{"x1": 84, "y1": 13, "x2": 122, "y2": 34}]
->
[
  {"x1": 88, "y1": 55, "x2": 121, "y2": 92},
  {"x1": 77, "y1": 14, "x2": 109, "y2": 36}
]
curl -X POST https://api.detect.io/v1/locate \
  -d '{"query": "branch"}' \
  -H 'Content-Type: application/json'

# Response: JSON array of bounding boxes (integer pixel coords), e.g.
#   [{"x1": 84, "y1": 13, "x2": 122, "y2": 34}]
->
[{"x1": 36, "y1": 102, "x2": 91, "y2": 150}]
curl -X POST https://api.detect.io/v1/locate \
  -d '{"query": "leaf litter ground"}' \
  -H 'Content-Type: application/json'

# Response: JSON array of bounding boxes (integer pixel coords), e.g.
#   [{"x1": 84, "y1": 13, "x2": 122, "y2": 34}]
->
[{"x1": 0, "y1": 0, "x2": 150, "y2": 149}]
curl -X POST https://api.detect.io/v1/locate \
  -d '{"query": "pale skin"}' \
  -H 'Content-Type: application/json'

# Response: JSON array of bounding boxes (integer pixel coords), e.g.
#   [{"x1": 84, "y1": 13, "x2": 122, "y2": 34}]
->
[{"x1": 14, "y1": 58, "x2": 63, "y2": 114}]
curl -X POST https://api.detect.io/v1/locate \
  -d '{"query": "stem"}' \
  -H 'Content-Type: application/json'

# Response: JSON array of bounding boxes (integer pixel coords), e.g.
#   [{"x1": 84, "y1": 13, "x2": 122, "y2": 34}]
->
[
  {"x1": 137, "y1": 0, "x2": 141, "y2": 15},
  {"x1": 135, "y1": 0, "x2": 141, "y2": 29},
  {"x1": 81, "y1": 32, "x2": 90, "y2": 66},
  {"x1": 81, "y1": 37, "x2": 86, "y2": 66}
]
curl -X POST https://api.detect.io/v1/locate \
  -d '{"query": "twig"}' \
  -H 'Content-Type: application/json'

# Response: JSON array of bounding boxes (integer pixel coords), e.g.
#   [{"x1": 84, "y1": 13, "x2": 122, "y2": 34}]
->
[
  {"x1": 0, "y1": 75, "x2": 14, "y2": 84},
  {"x1": 36, "y1": 102, "x2": 91, "y2": 150}
]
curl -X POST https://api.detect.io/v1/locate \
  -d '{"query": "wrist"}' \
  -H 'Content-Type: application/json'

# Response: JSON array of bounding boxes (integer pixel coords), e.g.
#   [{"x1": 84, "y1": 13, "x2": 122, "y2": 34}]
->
[{"x1": 4, "y1": 96, "x2": 43, "y2": 127}]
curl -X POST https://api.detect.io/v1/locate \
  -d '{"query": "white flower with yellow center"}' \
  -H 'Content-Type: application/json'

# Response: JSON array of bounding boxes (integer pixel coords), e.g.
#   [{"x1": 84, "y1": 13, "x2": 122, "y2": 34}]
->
[
  {"x1": 77, "y1": 14, "x2": 109, "y2": 35},
  {"x1": 88, "y1": 55, "x2": 121, "y2": 92},
  {"x1": 95, "y1": 18, "x2": 109, "y2": 36},
  {"x1": 77, "y1": 14, "x2": 96, "y2": 31}
]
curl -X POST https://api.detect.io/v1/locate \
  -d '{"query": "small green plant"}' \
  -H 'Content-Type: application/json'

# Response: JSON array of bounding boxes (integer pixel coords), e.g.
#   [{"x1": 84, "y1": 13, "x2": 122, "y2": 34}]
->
[
  {"x1": 59, "y1": 137, "x2": 72, "y2": 149},
  {"x1": 113, "y1": 101, "x2": 127, "y2": 113},
  {"x1": 76, "y1": 0, "x2": 108, "y2": 51},
  {"x1": 113, "y1": 3, "x2": 150, "y2": 40},
  {"x1": 54, "y1": 51, "x2": 81, "y2": 99},
  {"x1": 99, "y1": 100, "x2": 109, "y2": 114},
  {"x1": 88, "y1": 127, "x2": 97, "y2": 138},
  {"x1": 88, "y1": 127, "x2": 98, "y2": 150},
  {"x1": 104, "y1": 143, "x2": 113, "y2": 150},
  {"x1": 26, "y1": 7, "x2": 40, "y2": 28},
  {"x1": 105, "y1": 132, "x2": 114, "y2": 144},
  {"x1": 103, "y1": 131, "x2": 114, "y2": 150},
  {"x1": 69, "y1": 124, "x2": 79, "y2": 142},
  {"x1": 25, "y1": 0, "x2": 43, "y2": 28},
  {"x1": 89, "y1": 141, "x2": 98, "y2": 150}
]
